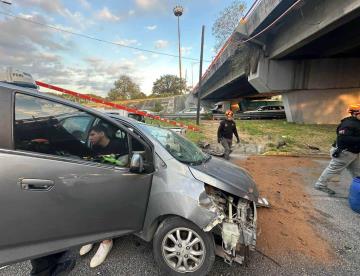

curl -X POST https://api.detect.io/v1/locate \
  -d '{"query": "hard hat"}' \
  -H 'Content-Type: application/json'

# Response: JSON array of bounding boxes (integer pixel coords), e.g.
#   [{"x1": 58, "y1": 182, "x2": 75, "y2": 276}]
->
[
  {"x1": 348, "y1": 104, "x2": 360, "y2": 114},
  {"x1": 225, "y1": 110, "x2": 233, "y2": 117}
]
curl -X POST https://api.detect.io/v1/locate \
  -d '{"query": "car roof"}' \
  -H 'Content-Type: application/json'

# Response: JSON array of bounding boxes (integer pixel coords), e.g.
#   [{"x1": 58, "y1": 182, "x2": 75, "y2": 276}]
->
[{"x1": 108, "y1": 114, "x2": 141, "y2": 125}]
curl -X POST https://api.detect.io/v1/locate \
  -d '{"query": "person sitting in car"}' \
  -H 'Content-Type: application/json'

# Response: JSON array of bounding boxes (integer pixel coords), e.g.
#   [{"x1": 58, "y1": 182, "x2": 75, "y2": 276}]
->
[{"x1": 79, "y1": 124, "x2": 127, "y2": 267}]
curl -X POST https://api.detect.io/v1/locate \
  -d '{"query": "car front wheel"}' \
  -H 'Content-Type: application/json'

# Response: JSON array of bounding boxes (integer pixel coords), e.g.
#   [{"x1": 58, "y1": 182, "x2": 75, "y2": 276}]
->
[{"x1": 153, "y1": 217, "x2": 215, "y2": 276}]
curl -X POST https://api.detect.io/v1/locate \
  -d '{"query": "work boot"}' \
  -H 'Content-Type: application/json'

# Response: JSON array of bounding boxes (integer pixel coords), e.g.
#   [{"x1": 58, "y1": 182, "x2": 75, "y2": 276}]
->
[
  {"x1": 90, "y1": 240, "x2": 113, "y2": 268},
  {"x1": 79, "y1": 244, "x2": 93, "y2": 256},
  {"x1": 314, "y1": 185, "x2": 336, "y2": 195}
]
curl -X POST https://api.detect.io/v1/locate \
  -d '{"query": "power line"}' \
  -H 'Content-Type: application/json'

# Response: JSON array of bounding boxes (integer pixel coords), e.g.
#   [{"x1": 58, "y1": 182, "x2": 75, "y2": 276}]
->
[{"x1": 0, "y1": 10, "x2": 211, "y2": 62}]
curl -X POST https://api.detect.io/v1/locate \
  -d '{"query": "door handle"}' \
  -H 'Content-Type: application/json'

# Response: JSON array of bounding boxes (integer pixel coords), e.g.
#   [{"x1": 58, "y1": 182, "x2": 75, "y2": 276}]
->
[{"x1": 20, "y1": 179, "x2": 54, "y2": 191}]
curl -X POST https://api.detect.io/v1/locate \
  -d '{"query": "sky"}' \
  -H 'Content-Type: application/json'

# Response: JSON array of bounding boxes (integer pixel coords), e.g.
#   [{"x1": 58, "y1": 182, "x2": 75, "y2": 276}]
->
[{"x1": 0, "y1": 0, "x2": 254, "y2": 97}]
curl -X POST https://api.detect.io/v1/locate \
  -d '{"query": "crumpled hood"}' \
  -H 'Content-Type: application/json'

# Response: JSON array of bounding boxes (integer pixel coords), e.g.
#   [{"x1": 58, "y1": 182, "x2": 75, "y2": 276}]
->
[{"x1": 189, "y1": 157, "x2": 259, "y2": 202}]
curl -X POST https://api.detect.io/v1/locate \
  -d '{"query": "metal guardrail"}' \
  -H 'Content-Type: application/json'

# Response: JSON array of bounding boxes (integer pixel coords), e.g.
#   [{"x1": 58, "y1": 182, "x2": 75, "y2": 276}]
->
[{"x1": 213, "y1": 112, "x2": 286, "y2": 120}]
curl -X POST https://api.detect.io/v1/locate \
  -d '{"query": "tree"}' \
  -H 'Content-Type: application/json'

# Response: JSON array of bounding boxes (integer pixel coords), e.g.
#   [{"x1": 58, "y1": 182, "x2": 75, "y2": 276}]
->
[
  {"x1": 151, "y1": 74, "x2": 186, "y2": 96},
  {"x1": 107, "y1": 75, "x2": 145, "y2": 100},
  {"x1": 212, "y1": 0, "x2": 246, "y2": 52}
]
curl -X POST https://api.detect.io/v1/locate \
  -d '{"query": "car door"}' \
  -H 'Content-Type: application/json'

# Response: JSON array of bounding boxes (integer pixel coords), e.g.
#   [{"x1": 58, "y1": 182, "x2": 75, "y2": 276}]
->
[{"x1": 0, "y1": 92, "x2": 153, "y2": 266}]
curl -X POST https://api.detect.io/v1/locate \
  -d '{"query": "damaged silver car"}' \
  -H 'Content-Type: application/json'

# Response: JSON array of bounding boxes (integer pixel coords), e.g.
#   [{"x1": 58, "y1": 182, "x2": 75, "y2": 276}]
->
[{"x1": 0, "y1": 81, "x2": 260, "y2": 275}]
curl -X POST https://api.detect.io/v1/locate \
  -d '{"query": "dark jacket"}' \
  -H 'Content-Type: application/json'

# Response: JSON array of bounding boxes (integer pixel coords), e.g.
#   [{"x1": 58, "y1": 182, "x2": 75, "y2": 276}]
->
[
  {"x1": 334, "y1": 116, "x2": 360, "y2": 153},
  {"x1": 217, "y1": 119, "x2": 239, "y2": 141}
]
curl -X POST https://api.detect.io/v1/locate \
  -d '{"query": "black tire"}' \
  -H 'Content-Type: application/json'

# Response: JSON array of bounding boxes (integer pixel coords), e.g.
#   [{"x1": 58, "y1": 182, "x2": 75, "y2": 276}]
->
[{"x1": 153, "y1": 216, "x2": 215, "y2": 276}]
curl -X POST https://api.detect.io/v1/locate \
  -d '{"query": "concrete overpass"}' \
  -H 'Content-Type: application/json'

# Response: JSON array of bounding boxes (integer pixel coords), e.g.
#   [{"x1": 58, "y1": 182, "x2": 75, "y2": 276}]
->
[{"x1": 194, "y1": 0, "x2": 360, "y2": 124}]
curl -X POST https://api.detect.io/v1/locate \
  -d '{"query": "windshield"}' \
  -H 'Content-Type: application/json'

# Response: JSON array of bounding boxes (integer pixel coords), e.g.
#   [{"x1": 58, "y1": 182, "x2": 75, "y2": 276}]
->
[{"x1": 140, "y1": 124, "x2": 209, "y2": 165}]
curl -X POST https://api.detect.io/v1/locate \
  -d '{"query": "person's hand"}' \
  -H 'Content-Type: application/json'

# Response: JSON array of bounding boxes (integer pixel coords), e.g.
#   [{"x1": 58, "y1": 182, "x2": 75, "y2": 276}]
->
[{"x1": 218, "y1": 138, "x2": 221, "y2": 143}]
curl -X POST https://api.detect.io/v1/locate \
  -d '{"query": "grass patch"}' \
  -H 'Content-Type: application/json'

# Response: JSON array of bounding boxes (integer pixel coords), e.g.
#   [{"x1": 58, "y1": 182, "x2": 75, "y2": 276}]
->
[
  {"x1": 185, "y1": 130, "x2": 206, "y2": 144},
  {"x1": 235, "y1": 120, "x2": 336, "y2": 154}
]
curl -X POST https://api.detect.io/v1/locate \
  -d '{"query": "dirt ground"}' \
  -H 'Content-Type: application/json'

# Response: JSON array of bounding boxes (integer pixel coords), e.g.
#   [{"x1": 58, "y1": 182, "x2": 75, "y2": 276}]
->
[{"x1": 234, "y1": 156, "x2": 336, "y2": 264}]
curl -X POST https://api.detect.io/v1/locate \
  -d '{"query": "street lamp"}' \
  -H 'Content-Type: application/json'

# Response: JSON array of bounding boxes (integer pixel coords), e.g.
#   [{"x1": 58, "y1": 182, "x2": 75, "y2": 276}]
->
[{"x1": 173, "y1": 5, "x2": 183, "y2": 92}]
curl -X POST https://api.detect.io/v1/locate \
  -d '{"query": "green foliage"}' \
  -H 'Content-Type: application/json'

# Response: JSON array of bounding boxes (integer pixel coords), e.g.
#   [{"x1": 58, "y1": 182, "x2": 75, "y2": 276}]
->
[
  {"x1": 212, "y1": 0, "x2": 246, "y2": 51},
  {"x1": 151, "y1": 74, "x2": 186, "y2": 96},
  {"x1": 107, "y1": 75, "x2": 145, "y2": 101},
  {"x1": 151, "y1": 101, "x2": 163, "y2": 112}
]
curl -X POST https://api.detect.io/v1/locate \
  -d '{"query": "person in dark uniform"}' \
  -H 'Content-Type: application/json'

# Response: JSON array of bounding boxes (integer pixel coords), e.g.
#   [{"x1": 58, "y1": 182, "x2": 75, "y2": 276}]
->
[
  {"x1": 217, "y1": 110, "x2": 240, "y2": 160},
  {"x1": 315, "y1": 104, "x2": 360, "y2": 195},
  {"x1": 30, "y1": 251, "x2": 75, "y2": 276}
]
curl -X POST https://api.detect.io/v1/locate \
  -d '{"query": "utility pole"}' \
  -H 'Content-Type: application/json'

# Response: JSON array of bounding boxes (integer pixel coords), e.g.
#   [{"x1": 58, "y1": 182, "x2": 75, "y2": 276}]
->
[
  {"x1": 173, "y1": 5, "x2": 183, "y2": 93},
  {"x1": 196, "y1": 25, "x2": 205, "y2": 126}
]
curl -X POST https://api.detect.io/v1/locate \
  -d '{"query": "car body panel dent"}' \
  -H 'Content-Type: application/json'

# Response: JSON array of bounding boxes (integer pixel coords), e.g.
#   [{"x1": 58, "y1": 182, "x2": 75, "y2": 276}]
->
[{"x1": 189, "y1": 157, "x2": 259, "y2": 202}]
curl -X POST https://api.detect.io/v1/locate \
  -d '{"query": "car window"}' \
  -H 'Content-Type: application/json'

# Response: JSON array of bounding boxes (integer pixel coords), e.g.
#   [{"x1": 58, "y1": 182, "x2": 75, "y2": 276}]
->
[
  {"x1": 60, "y1": 116, "x2": 93, "y2": 143},
  {"x1": 14, "y1": 93, "x2": 130, "y2": 167}
]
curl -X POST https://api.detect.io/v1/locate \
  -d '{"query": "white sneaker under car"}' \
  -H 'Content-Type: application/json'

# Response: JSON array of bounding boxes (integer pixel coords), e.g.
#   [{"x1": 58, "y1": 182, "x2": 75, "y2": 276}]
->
[
  {"x1": 90, "y1": 240, "x2": 113, "y2": 268},
  {"x1": 79, "y1": 244, "x2": 93, "y2": 256}
]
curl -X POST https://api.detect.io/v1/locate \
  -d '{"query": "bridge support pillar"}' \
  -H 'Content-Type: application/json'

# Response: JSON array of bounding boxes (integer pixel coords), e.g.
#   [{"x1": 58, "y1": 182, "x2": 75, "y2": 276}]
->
[{"x1": 282, "y1": 88, "x2": 360, "y2": 124}]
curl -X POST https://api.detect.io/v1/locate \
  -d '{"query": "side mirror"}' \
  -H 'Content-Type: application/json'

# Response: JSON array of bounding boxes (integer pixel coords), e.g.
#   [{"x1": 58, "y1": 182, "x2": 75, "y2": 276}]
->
[{"x1": 130, "y1": 153, "x2": 144, "y2": 173}]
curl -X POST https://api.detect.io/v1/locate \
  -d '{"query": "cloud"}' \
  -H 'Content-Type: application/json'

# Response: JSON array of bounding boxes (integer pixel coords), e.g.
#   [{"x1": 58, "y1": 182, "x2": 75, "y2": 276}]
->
[
  {"x1": 181, "y1": 46, "x2": 192, "y2": 55},
  {"x1": 154, "y1": 40, "x2": 169, "y2": 49},
  {"x1": 63, "y1": 9, "x2": 94, "y2": 30},
  {"x1": 135, "y1": 0, "x2": 159, "y2": 10},
  {"x1": 78, "y1": 0, "x2": 91, "y2": 9},
  {"x1": 128, "y1": 10, "x2": 135, "y2": 16},
  {"x1": 114, "y1": 39, "x2": 140, "y2": 47},
  {"x1": 134, "y1": 0, "x2": 169, "y2": 12},
  {"x1": 18, "y1": 1, "x2": 93, "y2": 30},
  {"x1": 0, "y1": 14, "x2": 68, "y2": 53},
  {"x1": 0, "y1": 14, "x2": 92, "y2": 93},
  {"x1": 79, "y1": 57, "x2": 139, "y2": 95},
  {"x1": 137, "y1": 54, "x2": 148, "y2": 61},
  {"x1": 96, "y1": 7, "x2": 121, "y2": 22},
  {"x1": 146, "y1": 25, "x2": 157, "y2": 31},
  {"x1": 19, "y1": 0, "x2": 64, "y2": 14}
]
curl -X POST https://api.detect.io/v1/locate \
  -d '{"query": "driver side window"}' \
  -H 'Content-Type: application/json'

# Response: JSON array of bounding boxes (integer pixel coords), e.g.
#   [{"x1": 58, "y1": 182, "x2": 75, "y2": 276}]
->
[{"x1": 14, "y1": 93, "x2": 130, "y2": 167}]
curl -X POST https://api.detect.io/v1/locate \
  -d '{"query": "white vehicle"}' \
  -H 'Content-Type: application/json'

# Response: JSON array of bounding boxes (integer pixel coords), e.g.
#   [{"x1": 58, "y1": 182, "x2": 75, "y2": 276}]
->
[
  {"x1": 211, "y1": 101, "x2": 231, "y2": 114},
  {"x1": 242, "y1": 105, "x2": 286, "y2": 119}
]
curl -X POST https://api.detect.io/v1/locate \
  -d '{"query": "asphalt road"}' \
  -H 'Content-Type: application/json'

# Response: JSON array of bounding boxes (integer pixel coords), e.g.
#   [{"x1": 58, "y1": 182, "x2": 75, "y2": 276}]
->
[{"x1": 1, "y1": 157, "x2": 359, "y2": 276}]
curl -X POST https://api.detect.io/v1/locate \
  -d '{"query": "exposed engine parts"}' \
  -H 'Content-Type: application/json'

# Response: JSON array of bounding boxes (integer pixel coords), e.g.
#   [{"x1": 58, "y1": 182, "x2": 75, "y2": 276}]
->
[{"x1": 202, "y1": 185, "x2": 257, "y2": 265}]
